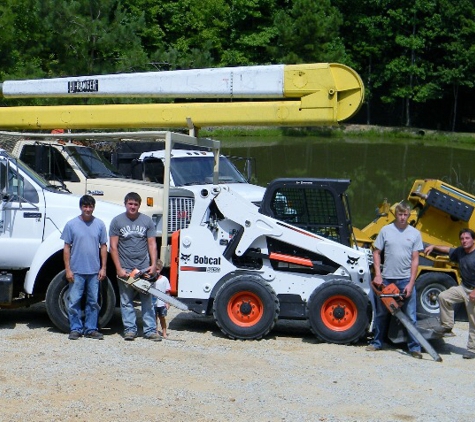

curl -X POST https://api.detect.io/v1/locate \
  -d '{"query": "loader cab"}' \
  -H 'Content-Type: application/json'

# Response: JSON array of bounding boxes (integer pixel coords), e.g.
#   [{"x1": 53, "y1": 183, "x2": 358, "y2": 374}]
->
[{"x1": 259, "y1": 178, "x2": 354, "y2": 246}]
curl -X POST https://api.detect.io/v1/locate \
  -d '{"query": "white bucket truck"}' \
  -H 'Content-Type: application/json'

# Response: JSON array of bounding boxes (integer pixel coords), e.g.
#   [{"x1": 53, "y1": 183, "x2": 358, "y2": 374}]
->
[{"x1": 0, "y1": 147, "x2": 123, "y2": 331}]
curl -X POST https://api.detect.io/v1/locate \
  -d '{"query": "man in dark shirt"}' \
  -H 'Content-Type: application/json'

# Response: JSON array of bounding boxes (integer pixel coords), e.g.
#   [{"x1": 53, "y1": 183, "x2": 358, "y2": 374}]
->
[{"x1": 424, "y1": 228, "x2": 475, "y2": 359}]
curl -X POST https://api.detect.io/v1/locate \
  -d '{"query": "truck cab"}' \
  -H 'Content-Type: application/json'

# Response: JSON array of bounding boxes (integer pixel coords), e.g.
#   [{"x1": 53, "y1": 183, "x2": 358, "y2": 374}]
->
[
  {"x1": 131, "y1": 149, "x2": 266, "y2": 205},
  {"x1": 11, "y1": 138, "x2": 195, "y2": 235}
]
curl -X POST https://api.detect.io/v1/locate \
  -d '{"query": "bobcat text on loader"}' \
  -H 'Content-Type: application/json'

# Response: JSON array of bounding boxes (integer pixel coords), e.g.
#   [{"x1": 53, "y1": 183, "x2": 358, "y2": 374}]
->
[{"x1": 168, "y1": 178, "x2": 373, "y2": 343}]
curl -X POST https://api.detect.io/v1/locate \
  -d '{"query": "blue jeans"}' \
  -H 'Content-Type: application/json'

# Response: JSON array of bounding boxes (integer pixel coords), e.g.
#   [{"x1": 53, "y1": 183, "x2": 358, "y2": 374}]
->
[
  {"x1": 68, "y1": 273, "x2": 100, "y2": 334},
  {"x1": 371, "y1": 278, "x2": 421, "y2": 352},
  {"x1": 118, "y1": 279, "x2": 157, "y2": 336}
]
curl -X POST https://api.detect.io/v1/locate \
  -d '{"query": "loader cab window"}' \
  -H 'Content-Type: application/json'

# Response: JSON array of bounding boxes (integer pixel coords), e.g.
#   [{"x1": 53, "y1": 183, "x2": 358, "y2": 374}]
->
[
  {"x1": 20, "y1": 144, "x2": 79, "y2": 182},
  {"x1": 267, "y1": 186, "x2": 347, "y2": 244}
]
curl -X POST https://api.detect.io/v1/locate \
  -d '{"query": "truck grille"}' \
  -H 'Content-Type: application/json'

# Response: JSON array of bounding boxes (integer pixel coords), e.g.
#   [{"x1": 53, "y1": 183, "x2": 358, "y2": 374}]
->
[{"x1": 168, "y1": 197, "x2": 194, "y2": 232}]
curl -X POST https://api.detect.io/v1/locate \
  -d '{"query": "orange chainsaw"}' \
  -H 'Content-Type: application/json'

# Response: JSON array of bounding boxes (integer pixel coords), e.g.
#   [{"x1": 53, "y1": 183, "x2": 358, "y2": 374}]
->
[
  {"x1": 118, "y1": 268, "x2": 189, "y2": 311},
  {"x1": 372, "y1": 282, "x2": 442, "y2": 362}
]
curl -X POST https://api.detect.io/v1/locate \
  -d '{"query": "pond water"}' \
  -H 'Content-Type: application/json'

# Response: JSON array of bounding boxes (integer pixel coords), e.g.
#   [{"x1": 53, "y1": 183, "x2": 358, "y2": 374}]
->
[{"x1": 220, "y1": 136, "x2": 475, "y2": 228}]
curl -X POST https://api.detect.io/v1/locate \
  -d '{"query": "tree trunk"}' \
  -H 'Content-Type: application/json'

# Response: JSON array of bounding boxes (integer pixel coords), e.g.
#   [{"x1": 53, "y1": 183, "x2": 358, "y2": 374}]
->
[
  {"x1": 451, "y1": 83, "x2": 459, "y2": 132},
  {"x1": 366, "y1": 59, "x2": 372, "y2": 125}
]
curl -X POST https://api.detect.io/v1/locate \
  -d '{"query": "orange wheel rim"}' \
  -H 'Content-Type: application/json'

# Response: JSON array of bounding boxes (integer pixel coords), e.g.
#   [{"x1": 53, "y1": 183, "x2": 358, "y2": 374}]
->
[
  {"x1": 320, "y1": 295, "x2": 357, "y2": 331},
  {"x1": 227, "y1": 291, "x2": 264, "y2": 327}
]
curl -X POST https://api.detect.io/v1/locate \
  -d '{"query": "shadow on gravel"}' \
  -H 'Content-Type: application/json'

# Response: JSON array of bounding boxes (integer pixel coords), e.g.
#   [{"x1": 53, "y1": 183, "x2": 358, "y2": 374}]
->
[
  {"x1": 169, "y1": 311, "x2": 217, "y2": 334},
  {"x1": 1, "y1": 303, "x2": 123, "y2": 337},
  {"x1": 168, "y1": 311, "x2": 329, "y2": 343},
  {"x1": 0, "y1": 302, "x2": 51, "y2": 331},
  {"x1": 428, "y1": 338, "x2": 467, "y2": 357}
]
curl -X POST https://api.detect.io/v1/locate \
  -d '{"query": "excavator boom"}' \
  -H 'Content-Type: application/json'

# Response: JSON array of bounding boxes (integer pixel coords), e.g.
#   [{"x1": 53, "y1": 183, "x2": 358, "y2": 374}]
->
[{"x1": 0, "y1": 63, "x2": 364, "y2": 130}]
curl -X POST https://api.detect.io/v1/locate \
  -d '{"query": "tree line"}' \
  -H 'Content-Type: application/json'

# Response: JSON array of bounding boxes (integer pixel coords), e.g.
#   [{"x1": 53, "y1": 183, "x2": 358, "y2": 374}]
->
[{"x1": 1, "y1": 0, "x2": 474, "y2": 131}]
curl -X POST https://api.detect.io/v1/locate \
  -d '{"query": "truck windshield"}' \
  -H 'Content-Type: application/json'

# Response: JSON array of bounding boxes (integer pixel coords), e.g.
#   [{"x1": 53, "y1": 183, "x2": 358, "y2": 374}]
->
[
  {"x1": 1, "y1": 152, "x2": 51, "y2": 201},
  {"x1": 171, "y1": 156, "x2": 247, "y2": 186},
  {"x1": 65, "y1": 146, "x2": 122, "y2": 178}
]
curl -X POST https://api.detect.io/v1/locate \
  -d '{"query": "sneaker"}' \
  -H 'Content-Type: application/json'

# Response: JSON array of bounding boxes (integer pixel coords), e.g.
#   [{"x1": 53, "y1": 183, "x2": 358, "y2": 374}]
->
[
  {"x1": 463, "y1": 350, "x2": 475, "y2": 359},
  {"x1": 410, "y1": 351, "x2": 423, "y2": 359},
  {"x1": 85, "y1": 330, "x2": 104, "y2": 340},
  {"x1": 433, "y1": 325, "x2": 453, "y2": 336},
  {"x1": 68, "y1": 331, "x2": 81, "y2": 340},
  {"x1": 144, "y1": 332, "x2": 162, "y2": 342},
  {"x1": 365, "y1": 345, "x2": 381, "y2": 351},
  {"x1": 124, "y1": 331, "x2": 137, "y2": 341}
]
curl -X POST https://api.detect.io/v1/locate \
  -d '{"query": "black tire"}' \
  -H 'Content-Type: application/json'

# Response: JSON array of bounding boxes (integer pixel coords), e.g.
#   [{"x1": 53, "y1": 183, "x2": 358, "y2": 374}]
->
[
  {"x1": 416, "y1": 272, "x2": 457, "y2": 317},
  {"x1": 45, "y1": 270, "x2": 116, "y2": 333},
  {"x1": 307, "y1": 278, "x2": 371, "y2": 344},
  {"x1": 213, "y1": 275, "x2": 280, "y2": 340}
]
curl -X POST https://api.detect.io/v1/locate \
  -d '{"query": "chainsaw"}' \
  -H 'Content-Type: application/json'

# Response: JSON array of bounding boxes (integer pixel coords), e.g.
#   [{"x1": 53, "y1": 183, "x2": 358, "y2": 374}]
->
[
  {"x1": 372, "y1": 282, "x2": 442, "y2": 362},
  {"x1": 118, "y1": 268, "x2": 189, "y2": 311}
]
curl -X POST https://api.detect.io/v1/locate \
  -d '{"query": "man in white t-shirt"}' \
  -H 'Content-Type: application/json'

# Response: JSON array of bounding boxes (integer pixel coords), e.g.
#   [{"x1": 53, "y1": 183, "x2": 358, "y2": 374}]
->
[{"x1": 366, "y1": 201, "x2": 424, "y2": 359}]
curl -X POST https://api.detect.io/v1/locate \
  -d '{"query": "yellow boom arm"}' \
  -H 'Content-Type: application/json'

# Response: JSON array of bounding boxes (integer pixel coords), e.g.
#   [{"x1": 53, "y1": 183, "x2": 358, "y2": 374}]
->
[{"x1": 0, "y1": 63, "x2": 364, "y2": 130}]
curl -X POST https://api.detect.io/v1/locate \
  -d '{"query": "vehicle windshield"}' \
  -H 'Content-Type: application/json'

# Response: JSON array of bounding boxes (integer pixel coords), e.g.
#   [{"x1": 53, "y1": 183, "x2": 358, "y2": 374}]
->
[
  {"x1": 1, "y1": 151, "x2": 64, "y2": 200},
  {"x1": 65, "y1": 146, "x2": 122, "y2": 178},
  {"x1": 171, "y1": 156, "x2": 247, "y2": 186},
  {"x1": 8, "y1": 154, "x2": 51, "y2": 189}
]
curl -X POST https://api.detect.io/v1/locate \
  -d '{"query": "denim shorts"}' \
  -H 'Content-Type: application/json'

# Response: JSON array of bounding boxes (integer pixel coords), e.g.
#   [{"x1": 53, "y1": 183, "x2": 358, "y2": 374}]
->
[{"x1": 155, "y1": 306, "x2": 167, "y2": 317}]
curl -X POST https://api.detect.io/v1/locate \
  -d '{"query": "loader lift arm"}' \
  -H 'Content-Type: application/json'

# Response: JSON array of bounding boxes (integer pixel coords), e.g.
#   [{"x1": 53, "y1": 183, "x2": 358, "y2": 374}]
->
[{"x1": 0, "y1": 63, "x2": 364, "y2": 131}]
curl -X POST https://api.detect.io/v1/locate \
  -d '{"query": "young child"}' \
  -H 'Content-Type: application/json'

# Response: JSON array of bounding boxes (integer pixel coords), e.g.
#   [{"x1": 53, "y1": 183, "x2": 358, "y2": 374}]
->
[{"x1": 153, "y1": 259, "x2": 171, "y2": 338}]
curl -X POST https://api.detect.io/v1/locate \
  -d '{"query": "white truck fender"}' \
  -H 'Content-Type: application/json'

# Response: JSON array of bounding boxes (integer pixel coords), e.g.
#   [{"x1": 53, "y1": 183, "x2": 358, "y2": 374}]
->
[{"x1": 23, "y1": 230, "x2": 64, "y2": 294}]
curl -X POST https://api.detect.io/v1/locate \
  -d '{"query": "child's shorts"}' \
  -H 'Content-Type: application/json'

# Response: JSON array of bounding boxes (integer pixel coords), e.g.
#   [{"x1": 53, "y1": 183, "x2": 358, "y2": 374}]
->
[{"x1": 155, "y1": 306, "x2": 167, "y2": 317}]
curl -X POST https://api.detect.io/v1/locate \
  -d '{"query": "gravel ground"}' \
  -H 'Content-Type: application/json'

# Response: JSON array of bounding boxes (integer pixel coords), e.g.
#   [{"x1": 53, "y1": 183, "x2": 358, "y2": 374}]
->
[{"x1": 0, "y1": 303, "x2": 473, "y2": 422}]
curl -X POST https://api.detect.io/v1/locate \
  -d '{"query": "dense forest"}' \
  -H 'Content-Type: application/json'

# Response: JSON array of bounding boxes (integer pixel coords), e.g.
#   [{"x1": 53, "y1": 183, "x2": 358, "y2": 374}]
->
[{"x1": 1, "y1": 0, "x2": 474, "y2": 132}]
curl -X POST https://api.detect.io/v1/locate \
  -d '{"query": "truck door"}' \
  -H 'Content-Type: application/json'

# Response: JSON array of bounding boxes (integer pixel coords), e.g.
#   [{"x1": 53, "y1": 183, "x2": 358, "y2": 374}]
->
[{"x1": 0, "y1": 156, "x2": 45, "y2": 268}]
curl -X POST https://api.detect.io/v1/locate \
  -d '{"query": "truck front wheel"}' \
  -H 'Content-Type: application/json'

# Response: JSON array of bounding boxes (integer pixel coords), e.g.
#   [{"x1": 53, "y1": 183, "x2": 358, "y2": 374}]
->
[
  {"x1": 213, "y1": 275, "x2": 280, "y2": 340},
  {"x1": 307, "y1": 278, "x2": 371, "y2": 344},
  {"x1": 45, "y1": 270, "x2": 116, "y2": 333}
]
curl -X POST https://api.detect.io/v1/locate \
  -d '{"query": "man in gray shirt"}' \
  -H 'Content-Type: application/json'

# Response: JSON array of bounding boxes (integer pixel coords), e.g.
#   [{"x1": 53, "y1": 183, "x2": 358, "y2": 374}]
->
[
  {"x1": 366, "y1": 201, "x2": 424, "y2": 358},
  {"x1": 110, "y1": 192, "x2": 161, "y2": 341},
  {"x1": 62, "y1": 195, "x2": 107, "y2": 340}
]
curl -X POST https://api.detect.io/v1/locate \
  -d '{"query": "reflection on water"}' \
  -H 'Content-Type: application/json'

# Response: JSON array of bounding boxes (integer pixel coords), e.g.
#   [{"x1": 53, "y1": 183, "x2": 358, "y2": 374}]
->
[{"x1": 221, "y1": 136, "x2": 475, "y2": 228}]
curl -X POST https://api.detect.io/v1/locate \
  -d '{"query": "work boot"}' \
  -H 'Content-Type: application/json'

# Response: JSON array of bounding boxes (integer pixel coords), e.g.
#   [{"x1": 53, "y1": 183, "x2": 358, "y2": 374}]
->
[
  {"x1": 68, "y1": 331, "x2": 81, "y2": 340},
  {"x1": 85, "y1": 330, "x2": 104, "y2": 340},
  {"x1": 124, "y1": 331, "x2": 137, "y2": 341},
  {"x1": 433, "y1": 325, "x2": 453, "y2": 336},
  {"x1": 463, "y1": 350, "x2": 475, "y2": 359},
  {"x1": 365, "y1": 344, "x2": 381, "y2": 351},
  {"x1": 410, "y1": 351, "x2": 423, "y2": 359},
  {"x1": 144, "y1": 332, "x2": 162, "y2": 342}
]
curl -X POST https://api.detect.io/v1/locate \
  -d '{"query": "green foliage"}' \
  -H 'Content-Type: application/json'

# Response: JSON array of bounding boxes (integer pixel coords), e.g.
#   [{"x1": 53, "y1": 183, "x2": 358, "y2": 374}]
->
[
  {"x1": 270, "y1": 0, "x2": 345, "y2": 63},
  {"x1": 1, "y1": 0, "x2": 475, "y2": 131}
]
